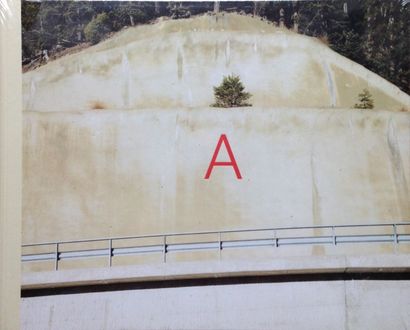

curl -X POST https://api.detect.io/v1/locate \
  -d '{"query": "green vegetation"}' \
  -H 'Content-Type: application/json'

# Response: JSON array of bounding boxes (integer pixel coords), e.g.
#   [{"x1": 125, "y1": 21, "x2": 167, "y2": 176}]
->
[
  {"x1": 354, "y1": 89, "x2": 375, "y2": 109},
  {"x1": 294, "y1": 0, "x2": 409, "y2": 95},
  {"x1": 21, "y1": 1, "x2": 409, "y2": 94},
  {"x1": 212, "y1": 75, "x2": 252, "y2": 108},
  {"x1": 84, "y1": 13, "x2": 111, "y2": 44}
]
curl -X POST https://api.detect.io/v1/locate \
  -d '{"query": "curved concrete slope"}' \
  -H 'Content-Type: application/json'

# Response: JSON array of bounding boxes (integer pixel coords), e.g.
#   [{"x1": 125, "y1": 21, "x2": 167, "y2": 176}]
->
[
  {"x1": 23, "y1": 108, "x2": 410, "y2": 250},
  {"x1": 23, "y1": 14, "x2": 410, "y2": 112}
]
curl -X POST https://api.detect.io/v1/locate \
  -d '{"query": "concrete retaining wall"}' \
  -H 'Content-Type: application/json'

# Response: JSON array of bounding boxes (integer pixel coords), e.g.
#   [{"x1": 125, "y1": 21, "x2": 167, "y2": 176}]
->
[
  {"x1": 21, "y1": 279, "x2": 410, "y2": 330},
  {"x1": 23, "y1": 108, "x2": 410, "y2": 245}
]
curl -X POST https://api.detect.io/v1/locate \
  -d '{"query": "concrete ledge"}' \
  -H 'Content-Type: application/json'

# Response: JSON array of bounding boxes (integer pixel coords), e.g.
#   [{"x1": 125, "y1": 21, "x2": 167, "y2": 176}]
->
[{"x1": 22, "y1": 254, "x2": 410, "y2": 290}]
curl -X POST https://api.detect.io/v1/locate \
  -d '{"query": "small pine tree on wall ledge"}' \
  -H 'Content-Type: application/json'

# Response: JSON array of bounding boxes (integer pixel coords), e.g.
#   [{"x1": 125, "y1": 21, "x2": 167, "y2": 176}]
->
[
  {"x1": 354, "y1": 89, "x2": 374, "y2": 109},
  {"x1": 212, "y1": 75, "x2": 252, "y2": 108}
]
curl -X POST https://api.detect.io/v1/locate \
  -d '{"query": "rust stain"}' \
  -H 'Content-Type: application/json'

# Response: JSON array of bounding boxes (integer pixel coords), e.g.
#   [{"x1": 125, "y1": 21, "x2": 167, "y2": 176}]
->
[{"x1": 89, "y1": 101, "x2": 108, "y2": 110}]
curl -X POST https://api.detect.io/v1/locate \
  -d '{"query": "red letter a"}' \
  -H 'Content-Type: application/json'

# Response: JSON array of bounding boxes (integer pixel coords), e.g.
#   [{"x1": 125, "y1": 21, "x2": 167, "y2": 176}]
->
[{"x1": 204, "y1": 134, "x2": 242, "y2": 179}]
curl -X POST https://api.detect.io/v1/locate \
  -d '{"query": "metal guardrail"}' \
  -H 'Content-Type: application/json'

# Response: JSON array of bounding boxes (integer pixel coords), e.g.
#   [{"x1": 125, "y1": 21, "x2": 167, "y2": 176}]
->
[{"x1": 22, "y1": 223, "x2": 410, "y2": 271}]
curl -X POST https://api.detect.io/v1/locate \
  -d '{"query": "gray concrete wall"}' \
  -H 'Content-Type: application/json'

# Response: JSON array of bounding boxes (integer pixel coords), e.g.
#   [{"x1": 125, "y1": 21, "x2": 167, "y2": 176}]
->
[
  {"x1": 22, "y1": 255, "x2": 410, "y2": 290},
  {"x1": 22, "y1": 13, "x2": 410, "y2": 270},
  {"x1": 21, "y1": 279, "x2": 410, "y2": 330},
  {"x1": 23, "y1": 108, "x2": 410, "y2": 246}
]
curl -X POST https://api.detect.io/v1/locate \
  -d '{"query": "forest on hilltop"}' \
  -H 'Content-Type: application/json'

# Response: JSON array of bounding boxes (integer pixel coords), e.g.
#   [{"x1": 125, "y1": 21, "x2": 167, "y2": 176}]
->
[{"x1": 22, "y1": 1, "x2": 409, "y2": 94}]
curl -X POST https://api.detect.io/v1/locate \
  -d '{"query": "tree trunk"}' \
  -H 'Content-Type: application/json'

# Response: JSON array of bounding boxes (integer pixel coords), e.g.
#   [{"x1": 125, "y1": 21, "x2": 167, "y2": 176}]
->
[{"x1": 214, "y1": 2, "x2": 220, "y2": 14}]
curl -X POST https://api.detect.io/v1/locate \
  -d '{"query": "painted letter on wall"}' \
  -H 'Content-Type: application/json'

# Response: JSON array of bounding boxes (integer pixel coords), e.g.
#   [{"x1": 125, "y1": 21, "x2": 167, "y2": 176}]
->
[{"x1": 204, "y1": 134, "x2": 242, "y2": 179}]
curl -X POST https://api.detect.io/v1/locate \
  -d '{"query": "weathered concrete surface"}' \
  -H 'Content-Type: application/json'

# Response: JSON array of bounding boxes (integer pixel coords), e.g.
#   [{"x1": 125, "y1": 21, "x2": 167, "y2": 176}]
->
[
  {"x1": 22, "y1": 14, "x2": 410, "y2": 112},
  {"x1": 22, "y1": 254, "x2": 410, "y2": 290},
  {"x1": 21, "y1": 280, "x2": 410, "y2": 330},
  {"x1": 20, "y1": 12, "x2": 410, "y2": 330},
  {"x1": 23, "y1": 108, "x2": 410, "y2": 247}
]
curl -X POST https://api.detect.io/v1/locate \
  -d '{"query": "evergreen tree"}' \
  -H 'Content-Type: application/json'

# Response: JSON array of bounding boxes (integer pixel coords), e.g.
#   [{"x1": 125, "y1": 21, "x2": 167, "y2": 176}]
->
[
  {"x1": 354, "y1": 89, "x2": 374, "y2": 109},
  {"x1": 299, "y1": 1, "x2": 350, "y2": 48},
  {"x1": 364, "y1": 0, "x2": 409, "y2": 93},
  {"x1": 84, "y1": 12, "x2": 111, "y2": 44},
  {"x1": 212, "y1": 75, "x2": 252, "y2": 108},
  {"x1": 111, "y1": 2, "x2": 147, "y2": 29},
  {"x1": 20, "y1": 0, "x2": 410, "y2": 95}
]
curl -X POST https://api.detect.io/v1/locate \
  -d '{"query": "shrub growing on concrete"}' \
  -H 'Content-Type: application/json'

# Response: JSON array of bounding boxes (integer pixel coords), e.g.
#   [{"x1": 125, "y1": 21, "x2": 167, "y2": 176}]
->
[
  {"x1": 212, "y1": 75, "x2": 252, "y2": 108},
  {"x1": 354, "y1": 89, "x2": 374, "y2": 109},
  {"x1": 84, "y1": 13, "x2": 111, "y2": 45}
]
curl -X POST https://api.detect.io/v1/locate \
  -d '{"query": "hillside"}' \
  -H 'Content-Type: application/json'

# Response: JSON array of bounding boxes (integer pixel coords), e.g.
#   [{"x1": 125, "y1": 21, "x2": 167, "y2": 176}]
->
[{"x1": 23, "y1": 13, "x2": 410, "y2": 112}]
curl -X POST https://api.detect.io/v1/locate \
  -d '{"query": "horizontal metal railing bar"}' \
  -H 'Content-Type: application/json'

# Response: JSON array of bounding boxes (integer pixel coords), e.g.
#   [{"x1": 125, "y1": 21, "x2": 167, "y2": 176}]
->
[
  {"x1": 22, "y1": 253, "x2": 56, "y2": 262},
  {"x1": 398, "y1": 235, "x2": 410, "y2": 242},
  {"x1": 22, "y1": 222, "x2": 410, "y2": 247},
  {"x1": 336, "y1": 239, "x2": 393, "y2": 244},
  {"x1": 278, "y1": 236, "x2": 334, "y2": 245},
  {"x1": 223, "y1": 239, "x2": 275, "y2": 249},
  {"x1": 167, "y1": 242, "x2": 219, "y2": 252},
  {"x1": 221, "y1": 238, "x2": 274, "y2": 245},
  {"x1": 335, "y1": 236, "x2": 394, "y2": 244},
  {"x1": 60, "y1": 249, "x2": 109, "y2": 259},
  {"x1": 22, "y1": 237, "x2": 410, "y2": 263},
  {"x1": 21, "y1": 223, "x2": 410, "y2": 266},
  {"x1": 113, "y1": 246, "x2": 164, "y2": 255}
]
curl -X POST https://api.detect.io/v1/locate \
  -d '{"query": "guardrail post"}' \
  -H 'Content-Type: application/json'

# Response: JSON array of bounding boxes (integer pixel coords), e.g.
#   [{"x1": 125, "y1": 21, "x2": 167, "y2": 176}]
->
[
  {"x1": 393, "y1": 224, "x2": 398, "y2": 244},
  {"x1": 274, "y1": 230, "x2": 278, "y2": 247},
  {"x1": 219, "y1": 232, "x2": 222, "y2": 260},
  {"x1": 163, "y1": 235, "x2": 167, "y2": 263},
  {"x1": 55, "y1": 243, "x2": 59, "y2": 271},
  {"x1": 332, "y1": 226, "x2": 336, "y2": 246},
  {"x1": 109, "y1": 239, "x2": 113, "y2": 267}
]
